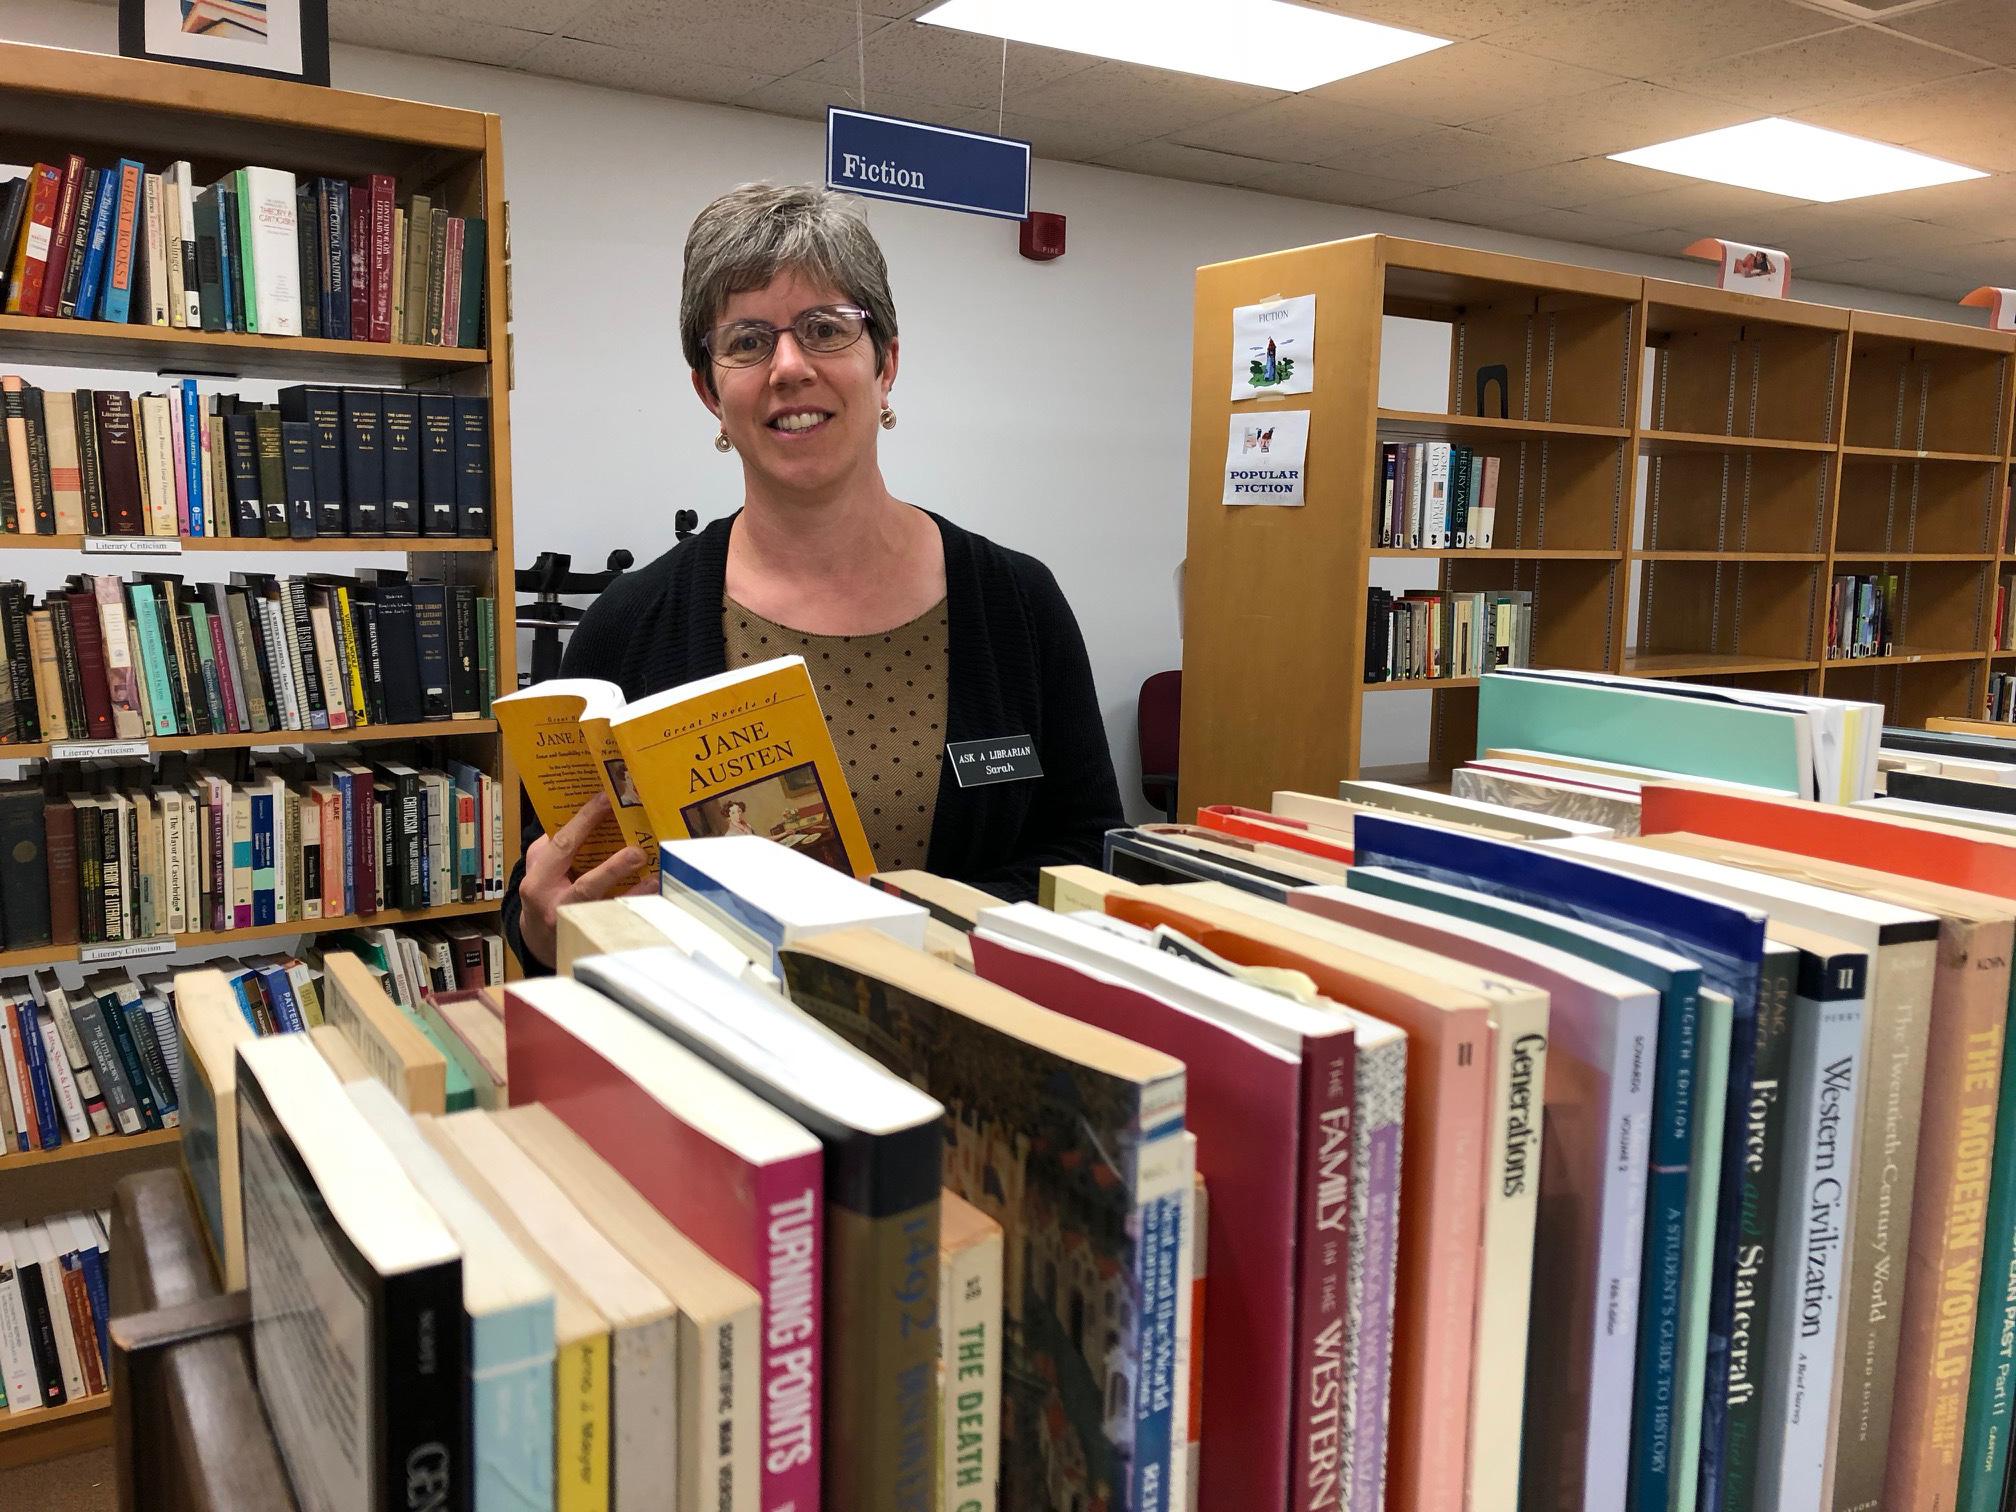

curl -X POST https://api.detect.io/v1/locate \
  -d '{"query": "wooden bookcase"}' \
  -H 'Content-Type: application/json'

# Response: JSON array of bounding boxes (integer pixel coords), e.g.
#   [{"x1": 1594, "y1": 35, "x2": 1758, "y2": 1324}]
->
[
  {"x1": 1181, "y1": 234, "x2": 2016, "y2": 811},
  {"x1": 0, "y1": 42, "x2": 520, "y2": 1467}
]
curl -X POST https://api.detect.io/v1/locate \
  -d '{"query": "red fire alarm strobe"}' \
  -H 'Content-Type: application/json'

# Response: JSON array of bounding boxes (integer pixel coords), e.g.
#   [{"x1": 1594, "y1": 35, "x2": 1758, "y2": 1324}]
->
[{"x1": 1020, "y1": 210, "x2": 1065, "y2": 261}]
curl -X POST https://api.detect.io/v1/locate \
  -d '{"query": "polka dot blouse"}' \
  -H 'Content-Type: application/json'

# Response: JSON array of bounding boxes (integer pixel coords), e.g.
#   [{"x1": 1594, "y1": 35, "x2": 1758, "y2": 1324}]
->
[{"x1": 723, "y1": 595, "x2": 949, "y2": 872}]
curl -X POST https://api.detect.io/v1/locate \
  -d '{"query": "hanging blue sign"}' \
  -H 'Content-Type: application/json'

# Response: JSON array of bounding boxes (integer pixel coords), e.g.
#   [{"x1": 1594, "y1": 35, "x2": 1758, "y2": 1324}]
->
[{"x1": 826, "y1": 107, "x2": 1030, "y2": 221}]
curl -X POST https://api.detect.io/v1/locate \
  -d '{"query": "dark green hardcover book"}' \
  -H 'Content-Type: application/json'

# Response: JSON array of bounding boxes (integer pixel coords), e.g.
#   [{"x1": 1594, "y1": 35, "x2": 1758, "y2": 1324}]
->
[
  {"x1": 447, "y1": 583, "x2": 479, "y2": 720},
  {"x1": 0, "y1": 782, "x2": 51, "y2": 948},
  {"x1": 253, "y1": 410, "x2": 287, "y2": 540},
  {"x1": 476, "y1": 596, "x2": 494, "y2": 717},
  {"x1": 455, "y1": 217, "x2": 485, "y2": 348}
]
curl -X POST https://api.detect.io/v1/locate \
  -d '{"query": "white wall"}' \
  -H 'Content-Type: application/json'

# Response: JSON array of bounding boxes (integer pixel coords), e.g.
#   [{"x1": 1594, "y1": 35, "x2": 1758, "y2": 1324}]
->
[{"x1": 1, "y1": 0, "x2": 1969, "y2": 804}]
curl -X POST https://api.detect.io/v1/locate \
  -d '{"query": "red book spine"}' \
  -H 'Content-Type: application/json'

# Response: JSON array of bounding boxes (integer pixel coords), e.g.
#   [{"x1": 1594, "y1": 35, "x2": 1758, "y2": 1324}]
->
[
  {"x1": 44, "y1": 800, "x2": 78, "y2": 947},
  {"x1": 36, "y1": 155, "x2": 85, "y2": 318},
  {"x1": 5, "y1": 1004, "x2": 42, "y2": 1149},
  {"x1": 64, "y1": 592, "x2": 114, "y2": 739},
  {"x1": 12, "y1": 164, "x2": 63, "y2": 317},
  {"x1": 208, "y1": 611, "x2": 241, "y2": 734},
  {"x1": 347, "y1": 184, "x2": 370, "y2": 345},
  {"x1": 368, "y1": 174, "x2": 395, "y2": 343},
  {"x1": 505, "y1": 987, "x2": 825, "y2": 1512},
  {"x1": 59, "y1": 1264, "x2": 102, "y2": 1396}
]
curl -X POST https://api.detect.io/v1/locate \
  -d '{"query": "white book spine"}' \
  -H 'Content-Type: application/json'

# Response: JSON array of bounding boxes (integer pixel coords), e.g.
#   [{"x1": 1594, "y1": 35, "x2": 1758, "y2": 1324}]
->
[
  {"x1": 33, "y1": 1015, "x2": 90, "y2": 1146},
  {"x1": 1426, "y1": 443, "x2": 1451, "y2": 550},
  {"x1": 140, "y1": 395, "x2": 177, "y2": 537},
  {"x1": 142, "y1": 174, "x2": 169, "y2": 327},
  {"x1": 1478, "y1": 456, "x2": 1498, "y2": 549},
  {"x1": 243, "y1": 167, "x2": 302, "y2": 338},
  {"x1": 431, "y1": 779, "x2": 452, "y2": 906},
  {"x1": 43, "y1": 988, "x2": 114, "y2": 1139},
  {"x1": 1759, "y1": 989, "x2": 1865, "y2": 1512},
  {"x1": 162, "y1": 167, "x2": 186, "y2": 329},
  {"x1": 941, "y1": 1209, "x2": 1004, "y2": 1512},
  {"x1": 264, "y1": 598, "x2": 302, "y2": 731},
  {"x1": 174, "y1": 163, "x2": 201, "y2": 329},
  {"x1": 611, "y1": 1318, "x2": 680, "y2": 1512},
  {"x1": 0, "y1": 1231, "x2": 40, "y2": 1413},
  {"x1": 162, "y1": 793, "x2": 186, "y2": 935}
]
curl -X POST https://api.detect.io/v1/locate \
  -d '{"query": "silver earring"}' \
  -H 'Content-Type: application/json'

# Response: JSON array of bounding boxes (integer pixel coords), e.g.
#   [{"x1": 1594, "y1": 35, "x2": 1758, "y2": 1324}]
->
[
  {"x1": 879, "y1": 406, "x2": 897, "y2": 430},
  {"x1": 714, "y1": 430, "x2": 733, "y2": 453}
]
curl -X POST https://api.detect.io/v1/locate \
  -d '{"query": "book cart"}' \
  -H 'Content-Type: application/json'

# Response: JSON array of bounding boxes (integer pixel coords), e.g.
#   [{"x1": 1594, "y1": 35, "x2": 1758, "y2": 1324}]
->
[
  {"x1": 1180, "y1": 233, "x2": 2016, "y2": 812},
  {"x1": 0, "y1": 42, "x2": 521, "y2": 1469}
]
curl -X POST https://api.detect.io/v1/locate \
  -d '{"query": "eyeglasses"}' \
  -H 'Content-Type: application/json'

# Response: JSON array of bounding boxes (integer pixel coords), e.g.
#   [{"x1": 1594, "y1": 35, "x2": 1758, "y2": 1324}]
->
[{"x1": 703, "y1": 304, "x2": 872, "y2": 368}]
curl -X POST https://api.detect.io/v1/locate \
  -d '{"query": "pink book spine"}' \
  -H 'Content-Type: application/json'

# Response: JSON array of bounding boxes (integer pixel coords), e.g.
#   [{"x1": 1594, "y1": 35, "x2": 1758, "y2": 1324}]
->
[
  {"x1": 1291, "y1": 1031, "x2": 1356, "y2": 1512},
  {"x1": 209, "y1": 611, "x2": 241, "y2": 734},
  {"x1": 209, "y1": 782, "x2": 227, "y2": 931},
  {"x1": 323, "y1": 794, "x2": 344, "y2": 917},
  {"x1": 168, "y1": 394, "x2": 189, "y2": 535}
]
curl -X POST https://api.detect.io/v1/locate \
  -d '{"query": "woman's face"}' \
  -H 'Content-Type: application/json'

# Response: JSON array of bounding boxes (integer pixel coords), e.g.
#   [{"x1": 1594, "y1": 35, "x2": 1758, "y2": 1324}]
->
[{"x1": 695, "y1": 267, "x2": 898, "y2": 500}]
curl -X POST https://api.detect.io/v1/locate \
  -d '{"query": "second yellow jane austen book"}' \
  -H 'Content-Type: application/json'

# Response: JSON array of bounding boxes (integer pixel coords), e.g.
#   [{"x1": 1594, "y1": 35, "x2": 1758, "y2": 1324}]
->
[
  {"x1": 495, "y1": 678, "x2": 656, "y2": 875},
  {"x1": 610, "y1": 655, "x2": 876, "y2": 878}
]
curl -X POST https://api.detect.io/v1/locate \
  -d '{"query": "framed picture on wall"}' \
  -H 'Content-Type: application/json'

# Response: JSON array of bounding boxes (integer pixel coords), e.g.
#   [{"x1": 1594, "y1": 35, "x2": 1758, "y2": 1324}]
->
[{"x1": 119, "y1": 0, "x2": 331, "y2": 85}]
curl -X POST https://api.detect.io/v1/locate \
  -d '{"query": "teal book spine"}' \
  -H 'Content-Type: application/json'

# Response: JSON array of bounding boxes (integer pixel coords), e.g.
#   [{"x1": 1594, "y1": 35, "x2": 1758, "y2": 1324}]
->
[
  {"x1": 1957, "y1": 973, "x2": 2016, "y2": 1512},
  {"x1": 128, "y1": 585, "x2": 178, "y2": 736},
  {"x1": 1669, "y1": 989, "x2": 1732, "y2": 1512},
  {"x1": 472, "y1": 1299, "x2": 558, "y2": 1512},
  {"x1": 401, "y1": 1006, "x2": 475, "y2": 1112}
]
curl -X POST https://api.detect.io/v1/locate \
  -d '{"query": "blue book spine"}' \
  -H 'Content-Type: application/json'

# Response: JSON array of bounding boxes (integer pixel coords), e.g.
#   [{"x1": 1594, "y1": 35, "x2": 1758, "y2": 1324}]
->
[
  {"x1": 73, "y1": 168, "x2": 117, "y2": 320},
  {"x1": 251, "y1": 791, "x2": 276, "y2": 927},
  {"x1": 329, "y1": 179, "x2": 350, "y2": 341},
  {"x1": 78, "y1": 1245, "x2": 110, "y2": 1370},
  {"x1": 228, "y1": 974, "x2": 262, "y2": 1034},
  {"x1": 472, "y1": 1299, "x2": 559, "y2": 1512},
  {"x1": 16, "y1": 1004, "x2": 62, "y2": 1150},
  {"x1": 335, "y1": 770, "x2": 356, "y2": 916},
  {"x1": 318, "y1": 179, "x2": 344, "y2": 339},
  {"x1": 99, "y1": 161, "x2": 143, "y2": 324},
  {"x1": 259, "y1": 967, "x2": 304, "y2": 1034},
  {"x1": 1629, "y1": 988, "x2": 1699, "y2": 1512},
  {"x1": 1128, "y1": 1164, "x2": 1183, "y2": 1510},
  {"x1": 215, "y1": 183, "x2": 238, "y2": 332},
  {"x1": 416, "y1": 785, "x2": 432, "y2": 908},
  {"x1": 180, "y1": 381, "x2": 205, "y2": 536},
  {"x1": 659, "y1": 848, "x2": 787, "y2": 964},
  {"x1": 129, "y1": 586, "x2": 179, "y2": 737}
]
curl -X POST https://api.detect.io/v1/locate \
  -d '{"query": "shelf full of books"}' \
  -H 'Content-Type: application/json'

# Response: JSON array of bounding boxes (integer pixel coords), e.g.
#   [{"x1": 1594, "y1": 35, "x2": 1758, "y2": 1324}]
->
[
  {"x1": 1185, "y1": 232, "x2": 2016, "y2": 807},
  {"x1": 0, "y1": 39, "x2": 520, "y2": 1467}
]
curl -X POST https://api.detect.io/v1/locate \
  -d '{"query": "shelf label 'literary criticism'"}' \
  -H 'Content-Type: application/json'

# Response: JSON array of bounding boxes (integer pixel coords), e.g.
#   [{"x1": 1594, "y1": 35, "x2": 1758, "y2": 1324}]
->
[
  {"x1": 1231, "y1": 293, "x2": 1315, "y2": 400},
  {"x1": 1223, "y1": 409, "x2": 1309, "y2": 507}
]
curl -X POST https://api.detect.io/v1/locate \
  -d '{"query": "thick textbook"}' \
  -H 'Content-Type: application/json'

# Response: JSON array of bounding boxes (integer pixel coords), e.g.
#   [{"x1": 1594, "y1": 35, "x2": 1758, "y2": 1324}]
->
[
  {"x1": 234, "y1": 1031, "x2": 467, "y2": 1511},
  {"x1": 575, "y1": 946, "x2": 945, "y2": 1512},
  {"x1": 172, "y1": 968, "x2": 258, "y2": 1290},
  {"x1": 780, "y1": 929, "x2": 1188, "y2": 1512}
]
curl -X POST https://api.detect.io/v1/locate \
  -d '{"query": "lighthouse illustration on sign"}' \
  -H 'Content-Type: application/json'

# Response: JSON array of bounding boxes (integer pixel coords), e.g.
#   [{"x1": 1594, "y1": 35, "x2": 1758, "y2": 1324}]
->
[{"x1": 1231, "y1": 293, "x2": 1316, "y2": 399}]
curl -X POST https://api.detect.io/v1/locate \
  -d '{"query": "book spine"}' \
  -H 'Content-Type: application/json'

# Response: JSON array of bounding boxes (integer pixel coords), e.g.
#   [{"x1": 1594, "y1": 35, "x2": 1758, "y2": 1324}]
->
[
  {"x1": 1723, "y1": 953, "x2": 1797, "y2": 1512},
  {"x1": 376, "y1": 1260, "x2": 469, "y2": 1509},
  {"x1": 99, "y1": 993, "x2": 160, "y2": 1129},
  {"x1": 251, "y1": 789, "x2": 277, "y2": 927},
  {"x1": 753, "y1": 1157, "x2": 824, "y2": 1512},
  {"x1": 1, "y1": 1004, "x2": 37, "y2": 1149},
  {"x1": 144, "y1": 172, "x2": 169, "y2": 327},
  {"x1": 7, "y1": 164, "x2": 61, "y2": 318},
  {"x1": 121, "y1": 997, "x2": 178, "y2": 1126},
  {"x1": 72, "y1": 170, "x2": 117, "y2": 322},
  {"x1": 39, "y1": 156, "x2": 84, "y2": 317},
  {"x1": 1957, "y1": 966, "x2": 2016, "y2": 1512},
  {"x1": 34, "y1": 1012, "x2": 90, "y2": 1146},
  {"x1": 1291, "y1": 1034, "x2": 1356, "y2": 1512},
  {"x1": 15, "y1": 1258, "x2": 66, "y2": 1405},
  {"x1": 940, "y1": 1223, "x2": 1001, "y2": 1512},
  {"x1": 1883, "y1": 922, "x2": 2011, "y2": 1509},
  {"x1": 16, "y1": 1004, "x2": 63, "y2": 1149},
  {"x1": 368, "y1": 174, "x2": 395, "y2": 343}
]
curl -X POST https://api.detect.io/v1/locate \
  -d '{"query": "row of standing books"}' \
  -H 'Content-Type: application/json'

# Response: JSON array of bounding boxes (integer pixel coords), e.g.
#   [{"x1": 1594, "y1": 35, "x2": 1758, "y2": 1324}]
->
[
  {"x1": 0, "y1": 573, "x2": 498, "y2": 747},
  {"x1": 1364, "y1": 585, "x2": 1533, "y2": 682},
  {"x1": 1376, "y1": 440, "x2": 1503, "y2": 549},
  {"x1": 1990, "y1": 674, "x2": 2016, "y2": 723},
  {"x1": 0, "y1": 378, "x2": 491, "y2": 539},
  {"x1": 1994, "y1": 573, "x2": 2016, "y2": 651},
  {"x1": 0, "y1": 157, "x2": 484, "y2": 346},
  {"x1": 0, "y1": 1205, "x2": 111, "y2": 1413},
  {"x1": 0, "y1": 749, "x2": 507, "y2": 952},
  {"x1": 1827, "y1": 572, "x2": 1898, "y2": 659}
]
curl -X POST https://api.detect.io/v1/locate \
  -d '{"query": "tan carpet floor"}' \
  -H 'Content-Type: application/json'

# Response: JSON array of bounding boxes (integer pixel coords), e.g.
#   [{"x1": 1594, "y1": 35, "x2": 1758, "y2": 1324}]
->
[{"x1": 0, "y1": 1447, "x2": 116, "y2": 1512}]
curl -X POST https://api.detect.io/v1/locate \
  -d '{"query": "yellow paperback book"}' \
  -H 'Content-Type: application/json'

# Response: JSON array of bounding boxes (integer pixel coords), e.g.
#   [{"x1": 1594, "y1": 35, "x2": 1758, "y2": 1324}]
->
[
  {"x1": 611, "y1": 655, "x2": 876, "y2": 877},
  {"x1": 497, "y1": 656, "x2": 875, "y2": 879},
  {"x1": 494, "y1": 678, "x2": 657, "y2": 874}
]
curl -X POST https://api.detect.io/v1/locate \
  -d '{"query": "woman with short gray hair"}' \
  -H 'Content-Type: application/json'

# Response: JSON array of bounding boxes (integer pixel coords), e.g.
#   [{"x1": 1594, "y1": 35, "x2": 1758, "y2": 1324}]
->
[{"x1": 503, "y1": 182, "x2": 1124, "y2": 971}]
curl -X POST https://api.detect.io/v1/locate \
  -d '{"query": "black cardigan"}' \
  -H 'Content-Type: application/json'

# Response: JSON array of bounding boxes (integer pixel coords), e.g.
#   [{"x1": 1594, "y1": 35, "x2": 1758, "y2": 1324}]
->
[{"x1": 502, "y1": 510, "x2": 1126, "y2": 969}]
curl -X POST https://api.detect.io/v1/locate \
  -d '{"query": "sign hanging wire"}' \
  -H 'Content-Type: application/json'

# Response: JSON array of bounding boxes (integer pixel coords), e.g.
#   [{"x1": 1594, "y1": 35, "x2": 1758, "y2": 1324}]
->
[{"x1": 856, "y1": 0, "x2": 867, "y2": 108}]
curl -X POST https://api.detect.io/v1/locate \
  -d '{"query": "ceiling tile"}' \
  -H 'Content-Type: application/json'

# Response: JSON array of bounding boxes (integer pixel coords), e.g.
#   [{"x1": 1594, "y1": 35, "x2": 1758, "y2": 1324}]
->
[
  {"x1": 1172, "y1": 95, "x2": 1425, "y2": 163},
  {"x1": 1649, "y1": 24, "x2": 1983, "y2": 114},
  {"x1": 1600, "y1": 179, "x2": 1811, "y2": 230},
  {"x1": 1243, "y1": 161, "x2": 1422, "y2": 207},
  {"x1": 1303, "y1": 41, "x2": 1622, "y2": 126},
  {"x1": 1365, "y1": 183, "x2": 1550, "y2": 223},
  {"x1": 515, "y1": 35, "x2": 776, "y2": 102},
  {"x1": 560, "y1": 0, "x2": 883, "y2": 77},
  {"x1": 1089, "y1": 140, "x2": 1293, "y2": 192},
  {"x1": 944, "y1": 108, "x2": 1153, "y2": 165},
  {"x1": 1477, "y1": 155, "x2": 1679, "y2": 207},
  {"x1": 736, "y1": 72, "x2": 954, "y2": 122},
  {"x1": 1498, "y1": 204, "x2": 1690, "y2": 246},
  {"x1": 1342, "y1": 127, "x2": 1574, "y2": 188},
  {"x1": 1727, "y1": 203, "x2": 1977, "y2": 263},
  {"x1": 1800, "y1": 258, "x2": 1965, "y2": 300},
  {"x1": 1474, "y1": 81, "x2": 1756, "y2": 157},
  {"x1": 1848, "y1": 172, "x2": 2016, "y2": 235},
  {"x1": 1487, "y1": 0, "x2": 1846, "y2": 76},
  {"x1": 1795, "y1": 71, "x2": 2016, "y2": 172},
  {"x1": 1877, "y1": 0, "x2": 2016, "y2": 68},
  {"x1": 1295, "y1": 0, "x2": 1602, "y2": 43},
  {"x1": 798, "y1": 23, "x2": 1103, "y2": 111},
  {"x1": 1010, "y1": 62, "x2": 1284, "y2": 137},
  {"x1": 331, "y1": 1, "x2": 551, "y2": 67}
]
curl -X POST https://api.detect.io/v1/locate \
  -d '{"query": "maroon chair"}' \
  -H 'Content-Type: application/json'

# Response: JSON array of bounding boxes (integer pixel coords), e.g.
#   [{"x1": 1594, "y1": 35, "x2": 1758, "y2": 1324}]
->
[{"x1": 1137, "y1": 670, "x2": 1182, "y2": 821}]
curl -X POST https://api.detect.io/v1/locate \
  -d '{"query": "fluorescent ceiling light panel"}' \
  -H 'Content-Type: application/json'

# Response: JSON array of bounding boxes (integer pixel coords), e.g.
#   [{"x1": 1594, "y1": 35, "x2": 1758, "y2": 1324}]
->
[
  {"x1": 1610, "y1": 117, "x2": 1985, "y2": 203},
  {"x1": 917, "y1": 0, "x2": 1449, "y2": 93}
]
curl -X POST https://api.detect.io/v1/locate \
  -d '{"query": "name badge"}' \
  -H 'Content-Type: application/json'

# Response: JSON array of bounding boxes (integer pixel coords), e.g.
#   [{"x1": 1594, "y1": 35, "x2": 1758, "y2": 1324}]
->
[{"x1": 948, "y1": 735, "x2": 1044, "y2": 789}]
